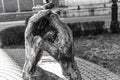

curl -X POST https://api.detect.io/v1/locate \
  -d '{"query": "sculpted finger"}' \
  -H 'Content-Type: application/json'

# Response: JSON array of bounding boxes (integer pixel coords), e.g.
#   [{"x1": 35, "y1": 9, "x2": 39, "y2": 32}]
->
[{"x1": 29, "y1": 10, "x2": 52, "y2": 23}]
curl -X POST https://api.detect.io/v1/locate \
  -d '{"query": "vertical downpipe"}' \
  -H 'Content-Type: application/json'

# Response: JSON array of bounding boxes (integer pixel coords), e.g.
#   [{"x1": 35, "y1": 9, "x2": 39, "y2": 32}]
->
[
  {"x1": 1, "y1": 0, "x2": 5, "y2": 13},
  {"x1": 17, "y1": 0, "x2": 20, "y2": 12}
]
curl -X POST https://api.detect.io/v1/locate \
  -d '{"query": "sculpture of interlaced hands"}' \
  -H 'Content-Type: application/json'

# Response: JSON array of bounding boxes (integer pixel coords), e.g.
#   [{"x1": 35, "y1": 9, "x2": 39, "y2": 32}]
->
[{"x1": 23, "y1": 2, "x2": 82, "y2": 80}]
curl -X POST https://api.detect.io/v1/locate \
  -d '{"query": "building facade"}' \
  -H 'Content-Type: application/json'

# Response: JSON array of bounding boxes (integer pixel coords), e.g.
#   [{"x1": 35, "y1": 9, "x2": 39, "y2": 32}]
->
[
  {"x1": 61, "y1": 0, "x2": 110, "y2": 6},
  {"x1": 0, "y1": 0, "x2": 120, "y2": 13},
  {"x1": 0, "y1": 0, "x2": 43, "y2": 13}
]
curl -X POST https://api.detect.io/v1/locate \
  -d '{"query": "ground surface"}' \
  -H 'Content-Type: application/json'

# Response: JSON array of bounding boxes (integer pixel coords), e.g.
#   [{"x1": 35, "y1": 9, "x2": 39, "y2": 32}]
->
[
  {"x1": 2, "y1": 49, "x2": 120, "y2": 80},
  {"x1": 3, "y1": 34, "x2": 120, "y2": 77},
  {"x1": 0, "y1": 16, "x2": 120, "y2": 79},
  {"x1": 74, "y1": 34, "x2": 120, "y2": 76}
]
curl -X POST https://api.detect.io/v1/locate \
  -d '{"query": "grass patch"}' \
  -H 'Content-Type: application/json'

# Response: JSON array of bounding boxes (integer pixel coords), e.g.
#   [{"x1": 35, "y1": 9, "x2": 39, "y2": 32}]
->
[
  {"x1": 1, "y1": 21, "x2": 120, "y2": 75},
  {"x1": 4, "y1": 34, "x2": 120, "y2": 76},
  {"x1": 73, "y1": 34, "x2": 120, "y2": 76},
  {"x1": 0, "y1": 25, "x2": 26, "y2": 47}
]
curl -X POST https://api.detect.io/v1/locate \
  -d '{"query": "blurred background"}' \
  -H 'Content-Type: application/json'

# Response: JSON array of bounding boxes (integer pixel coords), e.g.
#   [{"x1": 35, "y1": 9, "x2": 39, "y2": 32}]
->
[
  {"x1": 0, "y1": 0, "x2": 120, "y2": 16},
  {"x1": 0, "y1": 0, "x2": 120, "y2": 22}
]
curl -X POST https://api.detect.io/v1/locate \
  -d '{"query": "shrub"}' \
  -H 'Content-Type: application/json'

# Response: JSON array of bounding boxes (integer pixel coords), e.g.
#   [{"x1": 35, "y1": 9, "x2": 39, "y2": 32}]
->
[
  {"x1": 67, "y1": 21, "x2": 105, "y2": 37},
  {"x1": 0, "y1": 25, "x2": 26, "y2": 47},
  {"x1": 67, "y1": 22, "x2": 82, "y2": 37},
  {"x1": 93, "y1": 21, "x2": 105, "y2": 34},
  {"x1": 0, "y1": 21, "x2": 106, "y2": 47}
]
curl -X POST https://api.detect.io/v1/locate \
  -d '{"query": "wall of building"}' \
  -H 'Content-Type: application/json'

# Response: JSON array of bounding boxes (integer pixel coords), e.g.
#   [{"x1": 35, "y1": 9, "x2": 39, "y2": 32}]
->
[
  {"x1": 0, "y1": 0, "x2": 120, "y2": 13},
  {"x1": 60, "y1": 0, "x2": 111, "y2": 6},
  {"x1": 0, "y1": 0, "x2": 43, "y2": 13},
  {"x1": 4, "y1": 0, "x2": 18, "y2": 12},
  {"x1": 19, "y1": 0, "x2": 33, "y2": 11},
  {"x1": 34, "y1": 0, "x2": 43, "y2": 5}
]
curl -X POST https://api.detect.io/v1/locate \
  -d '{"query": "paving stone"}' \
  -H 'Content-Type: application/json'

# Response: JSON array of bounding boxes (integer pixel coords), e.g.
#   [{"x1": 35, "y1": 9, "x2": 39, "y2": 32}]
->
[
  {"x1": 0, "y1": 49, "x2": 120, "y2": 80},
  {"x1": 0, "y1": 49, "x2": 23, "y2": 80},
  {"x1": 75, "y1": 57, "x2": 120, "y2": 80}
]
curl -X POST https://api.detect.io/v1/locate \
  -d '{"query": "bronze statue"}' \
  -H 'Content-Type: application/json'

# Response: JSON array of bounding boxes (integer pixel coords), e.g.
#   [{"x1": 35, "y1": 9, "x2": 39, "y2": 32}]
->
[{"x1": 23, "y1": 2, "x2": 82, "y2": 80}]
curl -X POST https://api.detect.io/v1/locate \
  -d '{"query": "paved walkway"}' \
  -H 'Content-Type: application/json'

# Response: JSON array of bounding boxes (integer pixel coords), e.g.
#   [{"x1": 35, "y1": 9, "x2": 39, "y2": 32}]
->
[
  {"x1": 76, "y1": 57, "x2": 120, "y2": 80},
  {"x1": 0, "y1": 49, "x2": 120, "y2": 80},
  {"x1": 0, "y1": 49, "x2": 22, "y2": 80}
]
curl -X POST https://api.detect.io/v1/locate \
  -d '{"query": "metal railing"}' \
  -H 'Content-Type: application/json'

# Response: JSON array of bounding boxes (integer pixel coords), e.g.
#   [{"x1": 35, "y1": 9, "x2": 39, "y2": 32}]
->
[{"x1": 59, "y1": 2, "x2": 120, "y2": 17}]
